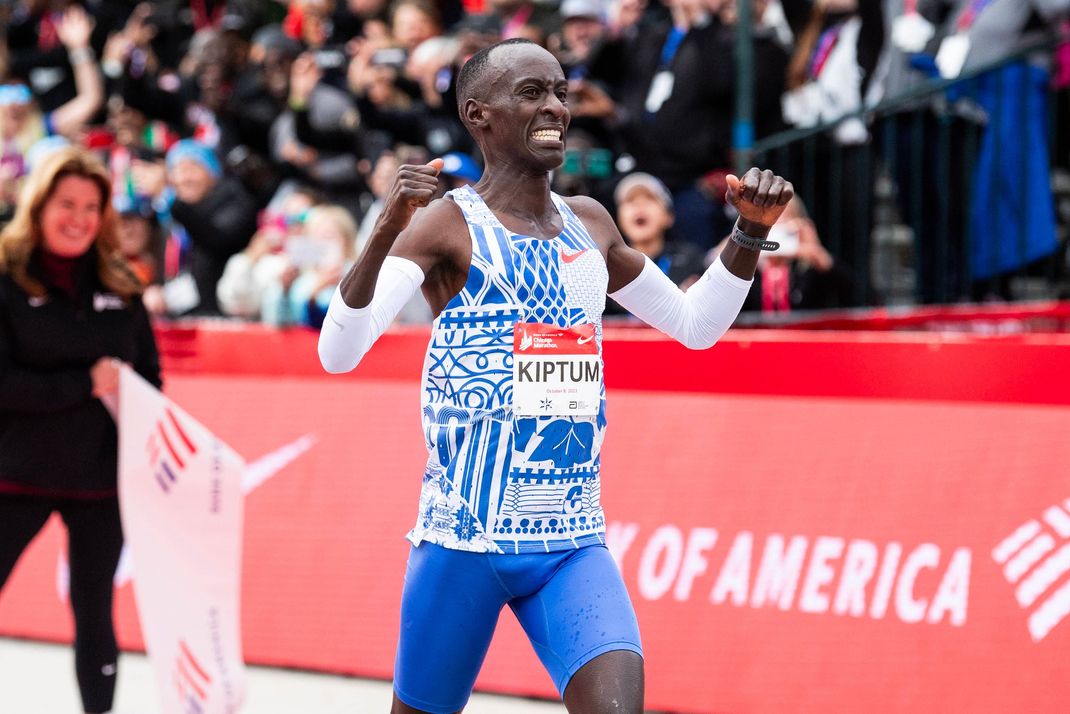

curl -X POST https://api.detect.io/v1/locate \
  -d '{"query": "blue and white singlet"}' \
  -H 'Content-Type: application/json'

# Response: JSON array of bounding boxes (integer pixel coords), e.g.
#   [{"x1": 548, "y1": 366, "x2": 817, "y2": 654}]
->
[{"x1": 408, "y1": 185, "x2": 610, "y2": 554}]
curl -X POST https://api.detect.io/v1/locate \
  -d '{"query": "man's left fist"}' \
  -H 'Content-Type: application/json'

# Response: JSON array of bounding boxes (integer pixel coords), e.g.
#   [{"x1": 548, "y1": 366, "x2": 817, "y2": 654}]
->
[{"x1": 726, "y1": 168, "x2": 794, "y2": 231}]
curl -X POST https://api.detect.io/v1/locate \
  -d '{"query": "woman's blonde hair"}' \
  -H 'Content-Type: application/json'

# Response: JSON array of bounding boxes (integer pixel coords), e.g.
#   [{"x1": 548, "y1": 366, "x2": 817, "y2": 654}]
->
[
  {"x1": 306, "y1": 204, "x2": 359, "y2": 262},
  {"x1": 0, "y1": 145, "x2": 143, "y2": 298}
]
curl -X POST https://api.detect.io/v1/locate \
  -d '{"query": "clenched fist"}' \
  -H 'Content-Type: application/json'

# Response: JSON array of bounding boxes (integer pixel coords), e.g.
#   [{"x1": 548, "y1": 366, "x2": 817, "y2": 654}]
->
[
  {"x1": 726, "y1": 168, "x2": 794, "y2": 232},
  {"x1": 376, "y1": 158, "x2": 445, "y2": 236}
]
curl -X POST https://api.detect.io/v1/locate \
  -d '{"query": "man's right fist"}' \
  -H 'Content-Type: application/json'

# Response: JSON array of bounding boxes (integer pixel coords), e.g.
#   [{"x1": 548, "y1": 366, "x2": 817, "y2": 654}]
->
[{"x1": 378, "y1": 158, "x2": 445, "y2": 234}]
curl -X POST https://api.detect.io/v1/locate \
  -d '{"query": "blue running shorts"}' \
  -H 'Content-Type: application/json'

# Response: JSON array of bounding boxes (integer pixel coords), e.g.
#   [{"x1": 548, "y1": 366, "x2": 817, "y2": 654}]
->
[{"x1": 393, "y1": 541, "x2": 643, "y2": 713}]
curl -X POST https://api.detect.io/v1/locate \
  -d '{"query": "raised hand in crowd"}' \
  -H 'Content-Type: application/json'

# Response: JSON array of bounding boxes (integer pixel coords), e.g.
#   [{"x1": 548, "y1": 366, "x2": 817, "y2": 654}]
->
[
  {"x1": 56, "y1": 5, "x2": 95, "y2": 54},
  {"x1": 101, "y1": 3, "x2": 159, "y2": 77},
  {"x1": 567, "y1": 79, "x2": 616, "y2": 119},
  {"x1": 50, "y1": 4, "x2": 105, "y2": 138},
  {"x1": 289, "y1": 53, "x2": 324, "y2": 108}
]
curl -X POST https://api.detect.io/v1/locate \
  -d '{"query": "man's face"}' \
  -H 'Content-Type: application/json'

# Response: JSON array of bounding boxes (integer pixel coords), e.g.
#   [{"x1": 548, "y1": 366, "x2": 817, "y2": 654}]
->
[
  {"x1": 617, "y1": 188, "x2": 673, "y2": 245},
  {"x1": 262, "y1": 50, "x2": 295, "y2": 100},
  {"x1": 478, "y1": 44, "x2": 571, "y2": 172},
  {"x1": 169, "y1": 159, "x2": 215, "y2": 205},
  {"x1": 107, "y1": 101, "x2": 147, "y2": 147},
  {"x1": 393, "y1": 4, "x2": 439, "y2": 51},
  {"x1": 562, "y1": 17, "x2": 605, "y2": 60}
]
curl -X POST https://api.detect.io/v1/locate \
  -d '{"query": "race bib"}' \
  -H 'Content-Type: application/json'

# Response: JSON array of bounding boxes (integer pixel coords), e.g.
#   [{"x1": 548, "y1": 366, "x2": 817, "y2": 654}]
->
[{"x1": 513, "y1": 323, "x2": 600, "y2": 416}]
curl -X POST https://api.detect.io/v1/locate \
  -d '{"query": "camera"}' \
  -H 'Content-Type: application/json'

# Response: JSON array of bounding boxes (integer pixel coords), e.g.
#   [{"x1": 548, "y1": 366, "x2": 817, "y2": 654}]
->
[
  {"x1": 370, "y1": 47, "x2": 408, "y2": 69},
  {"x1": 313, "y1": 48, "x2": 348, "y2": 70}
]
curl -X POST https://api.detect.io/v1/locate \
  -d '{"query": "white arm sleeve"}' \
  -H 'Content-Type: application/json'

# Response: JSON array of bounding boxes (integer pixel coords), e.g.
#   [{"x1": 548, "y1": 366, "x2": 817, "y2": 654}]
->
[
  {"x1": 317, "y1": 256, "x2": 425, "y2": 373},
  {"x1": 609, "y1": 256, "x2": 752, "y2": 349}
]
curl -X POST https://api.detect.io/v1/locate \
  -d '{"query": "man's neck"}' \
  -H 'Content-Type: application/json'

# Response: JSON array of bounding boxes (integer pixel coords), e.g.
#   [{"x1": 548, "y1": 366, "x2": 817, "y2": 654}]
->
[{"x1": 474, "y1": 166, "x2": 561, "y2": 238}]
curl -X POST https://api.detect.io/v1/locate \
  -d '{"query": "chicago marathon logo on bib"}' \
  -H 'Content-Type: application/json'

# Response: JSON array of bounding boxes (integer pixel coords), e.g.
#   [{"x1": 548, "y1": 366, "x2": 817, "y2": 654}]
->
[{"x1": 513, "y1": 323, "x2": 600, "y2": 416}]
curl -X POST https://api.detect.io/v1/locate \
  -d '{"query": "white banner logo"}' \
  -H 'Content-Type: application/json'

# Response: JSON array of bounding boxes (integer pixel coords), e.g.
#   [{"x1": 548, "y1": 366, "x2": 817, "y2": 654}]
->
[
  {"x1": 119, "y1": 368, "x2": 247, "y2": 713},
  {"x1": 992, "y1": 498, "x2": 1070, "y2": 642}
]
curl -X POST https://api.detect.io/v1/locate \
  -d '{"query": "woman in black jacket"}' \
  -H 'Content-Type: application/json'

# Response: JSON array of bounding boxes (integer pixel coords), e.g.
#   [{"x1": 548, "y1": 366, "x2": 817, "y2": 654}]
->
[{"x1": 0, "y1": 146, "x2": 161, "y2": 714}]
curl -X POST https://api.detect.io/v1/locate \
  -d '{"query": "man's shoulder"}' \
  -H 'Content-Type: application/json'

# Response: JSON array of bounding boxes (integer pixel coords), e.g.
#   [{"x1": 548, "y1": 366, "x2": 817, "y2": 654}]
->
[
  {"x1": 414, "y1": 195, "x2": 466, "y2": 225},
  {"x1": 404, "y1": 195, "x2": 471, "y2": 244},
  {"x1": 563, "y1": 194, "x2": 612, "y2": 222},
  {"x1": 563, "y1": 194, "x2": 620, "y2": 248}
]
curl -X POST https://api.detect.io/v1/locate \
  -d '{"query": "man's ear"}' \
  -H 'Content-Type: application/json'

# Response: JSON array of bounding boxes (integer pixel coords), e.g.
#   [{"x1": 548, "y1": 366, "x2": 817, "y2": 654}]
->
[{"x1": 462, "y1": 98, "x2": 488, "y2": 129}]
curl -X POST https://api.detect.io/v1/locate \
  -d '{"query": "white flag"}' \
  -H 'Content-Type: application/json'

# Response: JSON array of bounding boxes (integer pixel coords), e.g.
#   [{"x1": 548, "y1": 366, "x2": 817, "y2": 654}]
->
[{"x1": 118, "y1": 366, "x2": 247, "y2": 714}]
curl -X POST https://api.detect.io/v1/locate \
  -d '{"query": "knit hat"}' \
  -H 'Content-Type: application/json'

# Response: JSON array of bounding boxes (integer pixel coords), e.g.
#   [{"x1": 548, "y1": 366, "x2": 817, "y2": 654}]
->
[{"x1": 166, "y1": 140, "x2": 222, "y2": 179}]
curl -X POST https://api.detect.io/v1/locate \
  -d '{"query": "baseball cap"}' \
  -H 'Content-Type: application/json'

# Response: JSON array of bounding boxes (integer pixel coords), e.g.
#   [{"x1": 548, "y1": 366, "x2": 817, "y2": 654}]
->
[
  {"x1": 440, "y1": 152, "x2": 482, "y2": 183},
  {"x1": 560, "y1": 0, "x2": 603, "y2": 20},
  {"x1": 614, "y1": 172, "x2": 673, "y2": 211}
]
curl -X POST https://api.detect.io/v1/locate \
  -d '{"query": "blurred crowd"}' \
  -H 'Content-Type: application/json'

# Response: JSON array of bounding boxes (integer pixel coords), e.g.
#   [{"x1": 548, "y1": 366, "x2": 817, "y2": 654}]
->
[{"x1": 1, "y1": 0, "x2": 1068, "y2": 323}]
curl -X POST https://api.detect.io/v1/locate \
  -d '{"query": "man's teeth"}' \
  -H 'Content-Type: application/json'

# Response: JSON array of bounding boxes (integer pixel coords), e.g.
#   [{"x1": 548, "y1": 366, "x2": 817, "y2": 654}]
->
[{"x1": 532, "y1": 130, "x2": 561, "y2": 141}]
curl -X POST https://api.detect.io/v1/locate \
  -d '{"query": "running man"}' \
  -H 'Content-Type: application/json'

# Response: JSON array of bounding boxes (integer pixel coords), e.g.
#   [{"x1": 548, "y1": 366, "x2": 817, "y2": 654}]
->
[{"x1": 318, "y1": 38, "x2": 793, "y2": 714}]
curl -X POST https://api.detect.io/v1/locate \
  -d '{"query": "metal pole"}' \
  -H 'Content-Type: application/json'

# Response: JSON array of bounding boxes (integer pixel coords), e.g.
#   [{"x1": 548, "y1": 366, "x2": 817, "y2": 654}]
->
[{"x1": 734, "y1": 0, "x2": 754, "y2": 175}]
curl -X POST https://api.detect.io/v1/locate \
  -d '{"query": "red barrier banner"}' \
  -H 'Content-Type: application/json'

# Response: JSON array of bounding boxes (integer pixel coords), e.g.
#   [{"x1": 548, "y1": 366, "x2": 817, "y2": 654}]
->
[{"x1": 2, "y1": 326, "x2": 1070, "y2": 713}]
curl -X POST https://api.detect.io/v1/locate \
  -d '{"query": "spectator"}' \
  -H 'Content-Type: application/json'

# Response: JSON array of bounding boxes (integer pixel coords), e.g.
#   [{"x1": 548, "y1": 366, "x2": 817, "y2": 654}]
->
[
  {"x1": 113, "y1": 192, "x2": 162, "y2": 287},
  {"x1": 225, "y1": 24, "x2": 305, "y2": 202},
  {"x1": 3, "y1": 0, "x2": 123, "y2": 112},
  {"x1": 587, "y1": 0, "x2": 783, "y2": 250},
  {"x1": 285, "y1": 0, "x2": 341, "y2": 51},
  {"x1": 779, "y1": 0, "x2": 885, "y2": 303},
  {"x1": 158, "y1": 139, "x2": 258, "y2": 315},
  {"x1": 391, "y1": 0, "x2": 444, "y2": 52},
  {"x1": 550, "y1": 0, "x2": 609, "y2": 78},
  {"x1": 437, "y1": 150, "x2": 482, "y2": 193},
  {"x1": 729, "y1": 195, "x2": 867, "y2": 313},
  {"x1": 216, "y1": 185, "x2": 321, "y2": 320},
  {"x1": 0, "y1": 6, "x2": 104, "y2": 220},
  {"x1": 404, "y1": 36, "x2": 473, "y2": 155},
  {"x1": 112, "y1": 23, "x2": 249, "y2": 161},
  {"x1": 0, "y1": 145, "x2": 161, "y2": 714},
  {"x1": 606, "y1": 171, "x2": 706, "y2": 314},
  {"x1": 923, "y1": 0, "x2": 1070, "y2": 298},
  {"x1": 334, "y1": 0, "x2": 393, "y2": 43},
  {"x1": 288, "y1": 42, "x2": 469, "y2": 174},
  {"x1": 782, "y1": 0, "x2": 885, "y2": 142},
  {"x1": 453, "y1": 13, "x2": 506, "y2": 63},
  {"x1": 261, "y1": 203, "x2": 358, "y2": 327},
  {"x1": 874, "y1": 0, "x2": 973, "y2": 304},
  {"x1": 268, "y1": 50, "x2": 365, "y2": 210}
]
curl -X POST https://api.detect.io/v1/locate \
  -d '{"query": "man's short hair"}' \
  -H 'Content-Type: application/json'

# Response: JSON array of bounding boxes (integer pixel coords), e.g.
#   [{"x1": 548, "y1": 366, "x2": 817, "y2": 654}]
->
[{"x1": 455, "y1": 38, "x2": 538, "y2": 113}]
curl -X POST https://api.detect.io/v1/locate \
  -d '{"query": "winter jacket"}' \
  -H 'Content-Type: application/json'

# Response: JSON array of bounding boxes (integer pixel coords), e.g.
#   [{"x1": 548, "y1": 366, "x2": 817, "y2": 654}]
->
[{"x1": 0, "y1": 252, "x2": 161, "y2": 495}]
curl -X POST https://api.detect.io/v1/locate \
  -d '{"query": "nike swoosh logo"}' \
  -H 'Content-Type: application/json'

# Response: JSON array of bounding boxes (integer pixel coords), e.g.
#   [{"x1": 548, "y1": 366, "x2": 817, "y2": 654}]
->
[
  {"x1": 98, "y1": 434, "x2": 319, "y2": 593},
  {"x1": 240, "y1": 433, "x2": 319, "y2": 493},
  {"x1": 577, "y1": 335, "x2": 595, "y2": 345},
  {"x1": 561, "y1": 248, "x2": 590, "y2": 264},
  {"x1": 329, "y1": 315, "x2": 346, "y2": 331}
]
